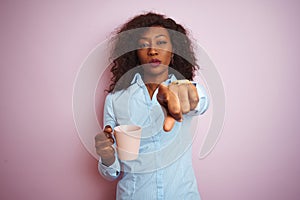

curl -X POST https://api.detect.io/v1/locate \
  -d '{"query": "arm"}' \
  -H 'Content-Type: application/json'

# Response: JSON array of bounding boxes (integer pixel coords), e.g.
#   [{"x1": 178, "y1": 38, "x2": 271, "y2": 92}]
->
[{"x1": 95, "y1": 94, "x2": 121, "y2": 181}]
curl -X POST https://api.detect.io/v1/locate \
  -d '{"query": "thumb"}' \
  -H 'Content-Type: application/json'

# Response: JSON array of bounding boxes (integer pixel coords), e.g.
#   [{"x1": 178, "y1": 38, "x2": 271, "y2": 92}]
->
[
  {"x1": 104, "y1": 125, "x2": 113, "y2": 133},
  {"x1": 103, "y1": 125, "x2": 114, "y2": 143},
  {"x1": 163, "y1": 113, "x2": 176, "y2": 132}
]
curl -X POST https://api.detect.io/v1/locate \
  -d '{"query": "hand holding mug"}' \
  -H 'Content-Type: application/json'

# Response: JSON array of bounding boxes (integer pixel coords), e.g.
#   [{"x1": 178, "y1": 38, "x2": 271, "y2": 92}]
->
[{"x1": 94, "y1": 126, "x2": 115, "y2": 166}]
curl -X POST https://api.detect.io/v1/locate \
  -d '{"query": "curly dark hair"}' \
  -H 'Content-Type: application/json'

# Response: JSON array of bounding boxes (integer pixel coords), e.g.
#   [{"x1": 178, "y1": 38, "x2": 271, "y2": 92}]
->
[{"x1": 107, "y1": 12, "x2": 198, "y2": 93}]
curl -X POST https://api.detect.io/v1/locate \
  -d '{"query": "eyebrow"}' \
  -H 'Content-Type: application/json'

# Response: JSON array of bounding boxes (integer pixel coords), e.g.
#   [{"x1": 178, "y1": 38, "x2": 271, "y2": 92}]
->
[{"x1": 139, "y1": 34, "x2": 168, "y2": 40}]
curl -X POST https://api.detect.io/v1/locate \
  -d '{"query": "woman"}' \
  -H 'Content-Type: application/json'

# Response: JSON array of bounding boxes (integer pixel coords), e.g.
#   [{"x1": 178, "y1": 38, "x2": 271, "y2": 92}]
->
[{"x1": 95, "y1": 12, "x2": 209, "y2": 200}]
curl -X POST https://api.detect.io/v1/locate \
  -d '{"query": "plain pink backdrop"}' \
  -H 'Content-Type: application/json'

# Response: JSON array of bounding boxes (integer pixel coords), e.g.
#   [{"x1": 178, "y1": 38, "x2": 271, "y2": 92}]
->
[{"x1": 1, "y1": 0, "x2": 300, "y2": 200}]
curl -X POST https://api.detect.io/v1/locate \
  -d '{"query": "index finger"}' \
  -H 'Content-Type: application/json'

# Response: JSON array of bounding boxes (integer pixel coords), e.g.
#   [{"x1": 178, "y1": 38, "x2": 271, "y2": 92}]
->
[
  {"x1": 157, "y1": 84, "x2": 182, "y2": 121},
  {"x1": 166, "y1": 87, "x2": 182, "y2": 121},
  {"x1": 157, "y1": 84, "x2": 182, "y2": 132}
]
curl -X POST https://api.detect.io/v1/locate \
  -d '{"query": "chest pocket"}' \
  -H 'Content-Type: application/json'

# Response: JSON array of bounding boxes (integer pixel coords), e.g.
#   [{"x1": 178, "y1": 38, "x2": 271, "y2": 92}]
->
[
  {"x1": 112, "y1": 89, "x2": 133, "y2": 126},
  {"x1": 112, "y1": 85, "x2": 164, "y2": 138},
  {"x1": 112, "y1": 84, "x2": 149, "y2": 127}
]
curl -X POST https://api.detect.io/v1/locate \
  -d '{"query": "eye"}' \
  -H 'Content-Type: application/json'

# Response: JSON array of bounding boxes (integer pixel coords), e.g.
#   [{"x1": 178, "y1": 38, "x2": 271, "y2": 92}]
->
[
  {"x1": 138, "y1": 43, "x2": 150, "y2": 48},
  {"x1": 157, "y1": 40, "x2": 167, "y2": 45}
]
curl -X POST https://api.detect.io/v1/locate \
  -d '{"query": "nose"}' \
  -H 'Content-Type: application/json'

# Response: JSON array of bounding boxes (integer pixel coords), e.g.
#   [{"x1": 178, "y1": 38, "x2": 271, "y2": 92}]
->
[{"x1": 147, "y1": 47, "x2": 158, "y2": 56}]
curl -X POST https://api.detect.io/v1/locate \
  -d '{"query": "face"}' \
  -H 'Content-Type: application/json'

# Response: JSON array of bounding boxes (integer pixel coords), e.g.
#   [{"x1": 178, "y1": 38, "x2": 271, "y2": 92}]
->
[{"x1": 137, "y1": 26, "x2": 173, "y2": 83}]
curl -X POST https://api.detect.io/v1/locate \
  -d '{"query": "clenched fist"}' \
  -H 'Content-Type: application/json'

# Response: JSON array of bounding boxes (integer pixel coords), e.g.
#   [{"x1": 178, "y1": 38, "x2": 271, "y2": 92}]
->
[
  {"x1": 95, "y1": 126, "x2": 115, "y2": 167},
  {"x1": 157, "y1": 80, "x2": 199, "y2": 132}
]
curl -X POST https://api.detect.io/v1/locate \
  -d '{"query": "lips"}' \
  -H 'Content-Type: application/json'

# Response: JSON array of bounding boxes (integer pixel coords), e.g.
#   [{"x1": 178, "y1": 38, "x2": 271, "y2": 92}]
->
[{"x1": 149, "y1": 59, "x2": 161, "y2": 67}]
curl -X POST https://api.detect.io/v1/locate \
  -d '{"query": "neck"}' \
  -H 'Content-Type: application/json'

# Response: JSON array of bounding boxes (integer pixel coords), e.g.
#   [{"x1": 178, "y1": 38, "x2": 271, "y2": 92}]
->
[{"x1": 145, "y1": 83, "x2": 159, "y2": 99}]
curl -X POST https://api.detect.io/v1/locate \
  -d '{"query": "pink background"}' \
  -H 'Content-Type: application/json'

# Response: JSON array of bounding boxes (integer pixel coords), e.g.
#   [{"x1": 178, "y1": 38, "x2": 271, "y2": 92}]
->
[{"x1": 1, "y1": 0, "x2": 300, "y2": 199}]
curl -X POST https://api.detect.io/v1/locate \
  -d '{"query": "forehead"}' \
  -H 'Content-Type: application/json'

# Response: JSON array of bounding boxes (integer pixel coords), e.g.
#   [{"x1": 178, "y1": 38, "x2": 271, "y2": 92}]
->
[{"x1": 139, "y1": 27, "x2": 170, "y2": 39}]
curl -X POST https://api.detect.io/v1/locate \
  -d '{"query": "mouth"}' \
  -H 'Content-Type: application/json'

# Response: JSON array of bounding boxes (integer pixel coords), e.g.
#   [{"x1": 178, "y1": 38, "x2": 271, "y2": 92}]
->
[{"x1": 149, "y1": 59, "x2": 162, "y2": 67}]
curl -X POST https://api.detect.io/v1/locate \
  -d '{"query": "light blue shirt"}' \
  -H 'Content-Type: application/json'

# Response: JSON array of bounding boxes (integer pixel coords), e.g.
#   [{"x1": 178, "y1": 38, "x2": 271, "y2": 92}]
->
[{"x1": 98, "y1": 73, "x2": 209, "y2": 200}]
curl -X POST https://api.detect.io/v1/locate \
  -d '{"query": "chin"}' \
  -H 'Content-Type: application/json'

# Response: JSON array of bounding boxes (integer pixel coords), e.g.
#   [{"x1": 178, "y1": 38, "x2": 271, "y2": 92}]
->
[{"x1": 144, "y1": 67, "x2": 167, "y2": 75}]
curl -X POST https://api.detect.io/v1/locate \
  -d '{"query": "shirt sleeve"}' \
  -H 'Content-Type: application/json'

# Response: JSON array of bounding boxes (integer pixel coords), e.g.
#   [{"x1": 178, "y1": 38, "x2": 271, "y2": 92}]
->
[
  {"x1": 103, "y1": 93, "x2": 117, "y2": 129},
  {"x1": 187, "y1": 81, "x2": 209, "y2": 116}
]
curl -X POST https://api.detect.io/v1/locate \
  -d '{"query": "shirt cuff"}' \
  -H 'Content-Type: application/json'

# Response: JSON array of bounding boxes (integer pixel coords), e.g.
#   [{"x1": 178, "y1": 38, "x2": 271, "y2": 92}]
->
[{"x1": 98, "y1": 157, "x2": 121, "y2": 181}]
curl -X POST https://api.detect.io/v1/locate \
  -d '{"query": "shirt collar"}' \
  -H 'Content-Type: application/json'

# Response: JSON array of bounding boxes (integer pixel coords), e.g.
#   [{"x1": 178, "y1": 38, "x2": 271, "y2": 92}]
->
[{"x1": 130, "y1": 73, "x2": 144, "y2": 87}]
